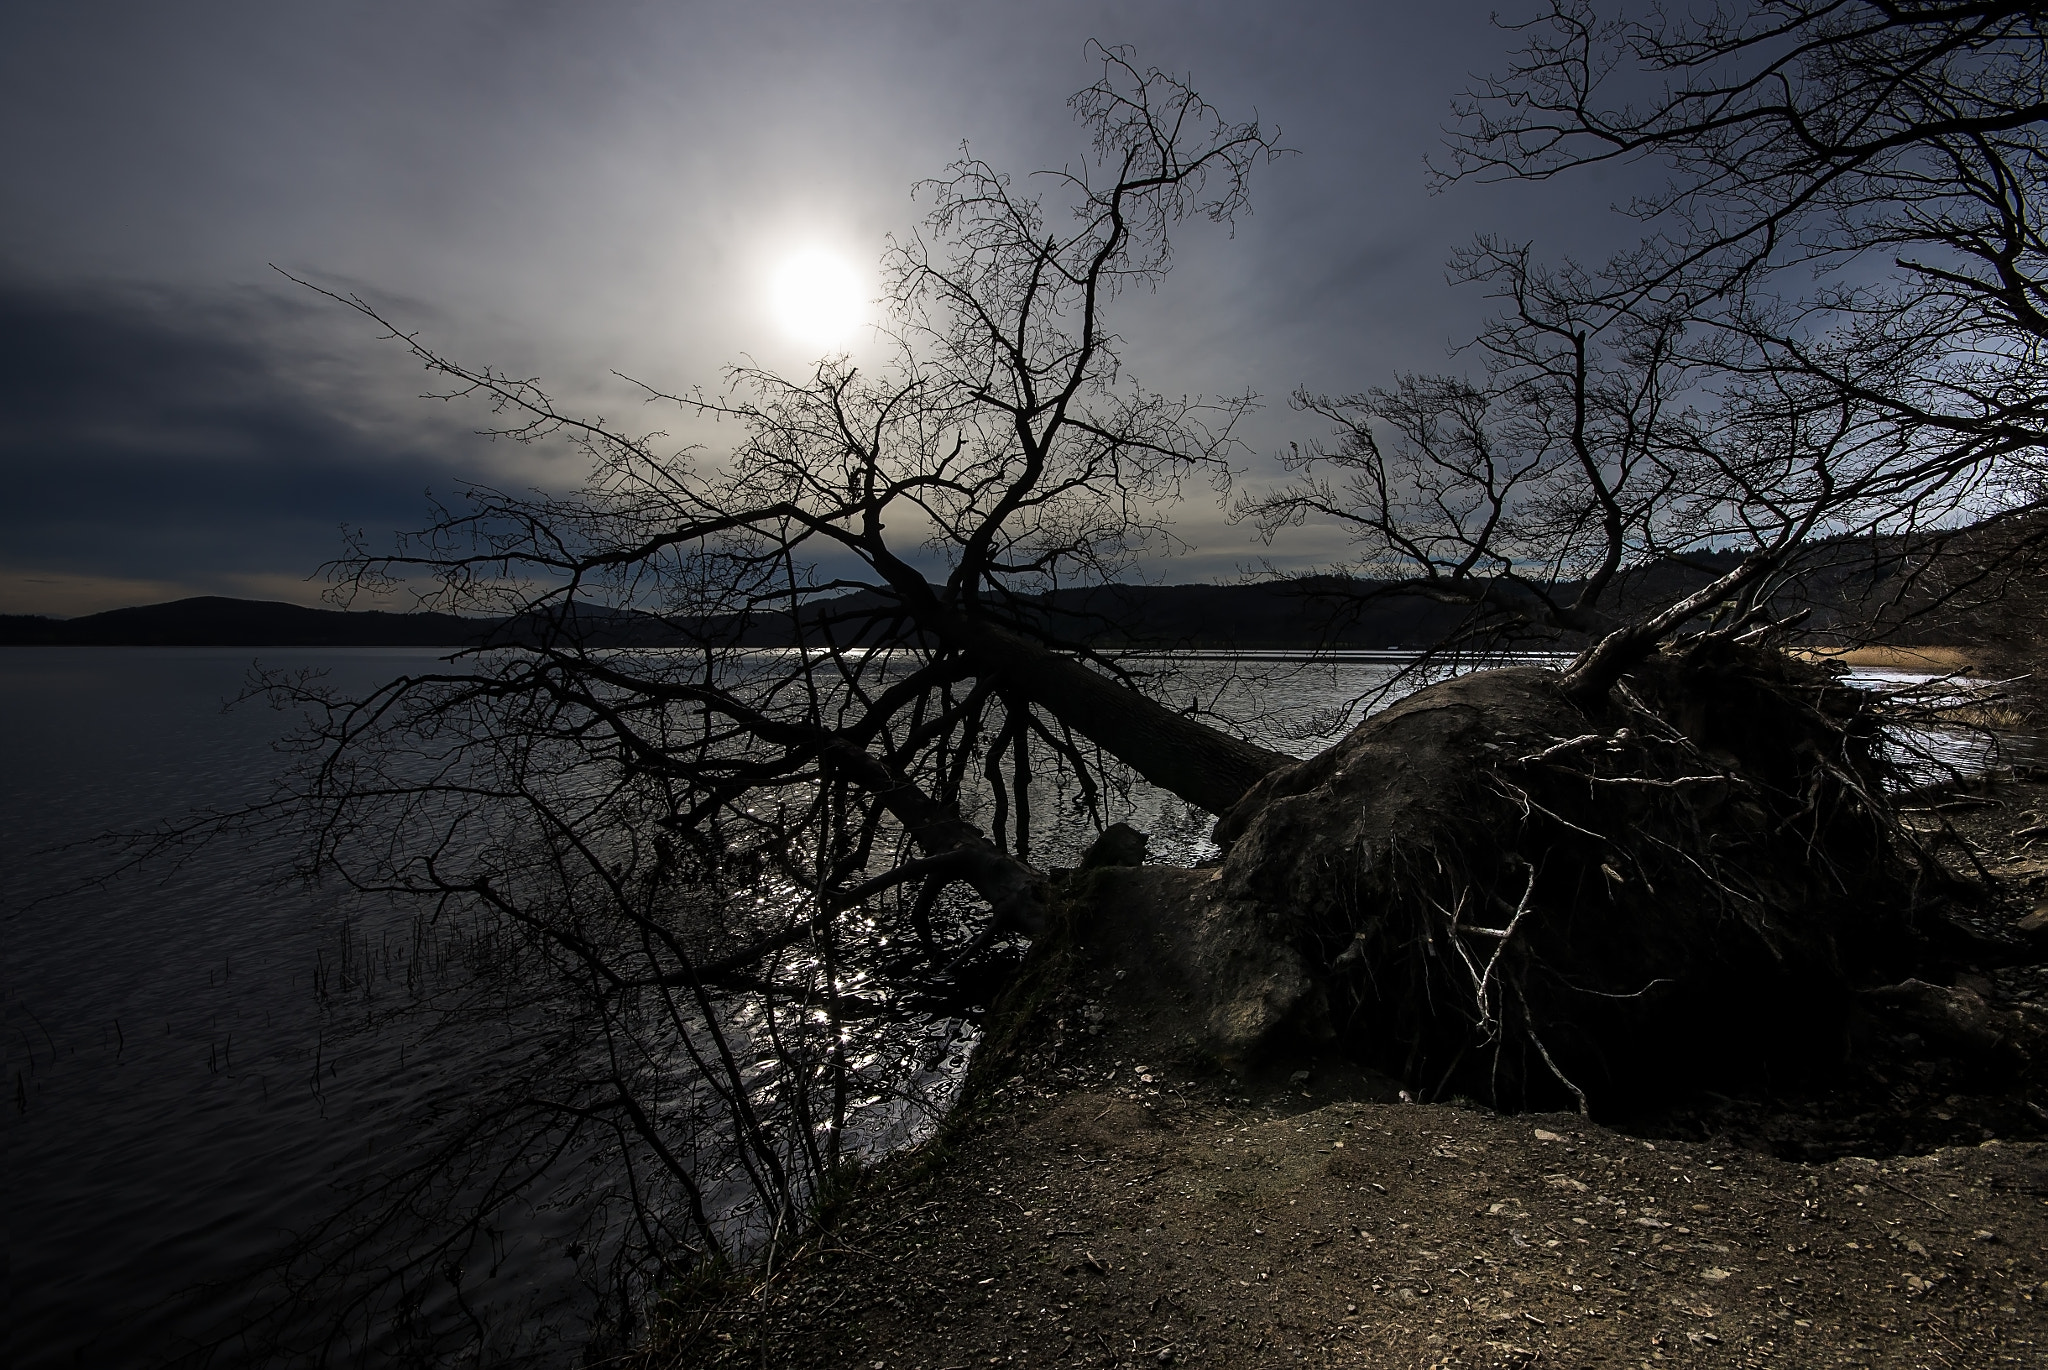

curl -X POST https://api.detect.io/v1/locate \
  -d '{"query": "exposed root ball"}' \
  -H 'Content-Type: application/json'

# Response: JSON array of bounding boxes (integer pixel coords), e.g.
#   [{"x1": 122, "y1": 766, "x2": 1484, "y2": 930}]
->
[{"x1": 1209, "y1": 641, "x2": 1965, "y2": 1112}]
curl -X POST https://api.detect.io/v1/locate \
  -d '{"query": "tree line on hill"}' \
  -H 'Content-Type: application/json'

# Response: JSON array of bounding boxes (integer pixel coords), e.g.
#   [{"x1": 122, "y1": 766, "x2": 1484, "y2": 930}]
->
[{"x1": 7, "y1": 523, "x2": 2038, "y2": 663}]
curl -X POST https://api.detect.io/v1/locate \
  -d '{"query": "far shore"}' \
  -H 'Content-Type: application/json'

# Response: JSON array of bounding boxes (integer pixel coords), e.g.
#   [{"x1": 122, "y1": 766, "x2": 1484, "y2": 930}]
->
[{"x1": 1794, "y1": 643, "x2": 1984, "y2": 671}]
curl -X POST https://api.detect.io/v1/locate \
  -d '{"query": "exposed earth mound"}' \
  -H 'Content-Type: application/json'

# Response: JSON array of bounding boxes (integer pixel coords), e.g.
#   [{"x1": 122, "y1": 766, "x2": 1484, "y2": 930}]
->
[{"x1": 1105, "y1": 644, "x2": 2023, "y2": 1112}]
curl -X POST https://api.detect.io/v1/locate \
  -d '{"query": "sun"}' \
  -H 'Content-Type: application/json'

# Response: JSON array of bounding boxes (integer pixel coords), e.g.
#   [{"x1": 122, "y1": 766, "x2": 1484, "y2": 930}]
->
[{"x1": 767, "y1": 248, "x2": 867, "y2": 350}]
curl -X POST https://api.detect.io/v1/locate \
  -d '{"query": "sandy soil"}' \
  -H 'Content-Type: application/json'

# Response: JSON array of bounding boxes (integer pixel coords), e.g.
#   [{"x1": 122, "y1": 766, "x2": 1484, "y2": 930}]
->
[
  {"x1": 658, "y1": 776, "x2": 2048, "y2": 1370},
  {"x1": 671, "y1": 1091, "x2": 2048, "y2": 1368}
]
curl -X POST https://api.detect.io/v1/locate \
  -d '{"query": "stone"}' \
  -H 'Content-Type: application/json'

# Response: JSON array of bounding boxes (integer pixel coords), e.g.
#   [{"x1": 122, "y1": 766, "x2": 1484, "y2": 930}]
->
[
  {"x1": 1864, "y1": 979, "x2": 2023, "y2": 1055},
  {"x1": 1079, "y1": 823, "x2": 1148, "y2": 870}
]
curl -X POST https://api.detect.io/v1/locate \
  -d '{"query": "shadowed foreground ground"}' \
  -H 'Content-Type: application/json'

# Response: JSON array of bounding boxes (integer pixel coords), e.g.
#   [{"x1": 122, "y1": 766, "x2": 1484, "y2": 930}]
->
[{"x1": 667, "y1": 1085, "x2": 2048, "y2": 1368}]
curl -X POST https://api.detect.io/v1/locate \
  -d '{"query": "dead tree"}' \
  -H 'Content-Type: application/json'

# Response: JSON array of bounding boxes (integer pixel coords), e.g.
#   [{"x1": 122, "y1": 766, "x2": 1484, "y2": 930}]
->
[{"x1": 255, "y1": 26, "x2": 2048, "y2": 1358}]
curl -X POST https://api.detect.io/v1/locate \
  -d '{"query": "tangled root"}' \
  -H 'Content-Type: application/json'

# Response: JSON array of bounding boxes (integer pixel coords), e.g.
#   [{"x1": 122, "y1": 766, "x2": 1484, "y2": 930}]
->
[{"x1": 1211, "y1": 640, "x2": 1978, "y2": 1112}]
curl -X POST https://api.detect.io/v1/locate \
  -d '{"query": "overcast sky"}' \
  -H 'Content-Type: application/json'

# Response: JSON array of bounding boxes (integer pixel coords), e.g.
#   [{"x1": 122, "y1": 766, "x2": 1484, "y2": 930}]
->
[{"x1": 0, "y1": 0, "x2": 1650, "y2": 615}]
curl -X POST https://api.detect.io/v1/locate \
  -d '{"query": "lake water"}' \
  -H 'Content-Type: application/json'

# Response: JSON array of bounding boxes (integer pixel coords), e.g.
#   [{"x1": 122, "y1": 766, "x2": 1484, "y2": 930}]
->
[
  {"x1": 1, "y1": 650, "x2": 496, "y2": 1367},
  {"x1": 1, "y1": 645, "x2": 1997, "y2": 1367}
]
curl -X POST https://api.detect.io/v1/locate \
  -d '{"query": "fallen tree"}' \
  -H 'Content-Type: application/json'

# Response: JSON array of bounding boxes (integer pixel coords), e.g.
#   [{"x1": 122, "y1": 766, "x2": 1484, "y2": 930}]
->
[{"x1": 260, "y1": 23, "x2": 2048, "y2": 1357}]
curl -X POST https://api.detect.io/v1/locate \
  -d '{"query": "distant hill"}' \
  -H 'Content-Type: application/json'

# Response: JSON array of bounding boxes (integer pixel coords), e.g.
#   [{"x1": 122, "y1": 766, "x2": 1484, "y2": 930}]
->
[
  {"x1": 0, "y1": 596, "x2": 486, "y2": 646},
  {"x1": 0, "y1": 549, "x2": 1900, "y2": 654},
  {"x1": 0, "y1": 585, "x2": 1485, "y2": 651}
]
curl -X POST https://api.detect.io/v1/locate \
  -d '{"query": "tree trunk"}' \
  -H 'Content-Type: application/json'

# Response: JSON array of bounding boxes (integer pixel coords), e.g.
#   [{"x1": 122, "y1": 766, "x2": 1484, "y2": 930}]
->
[{"x1": 935, "y1": 609, "x2": 1292, "y2": 816}]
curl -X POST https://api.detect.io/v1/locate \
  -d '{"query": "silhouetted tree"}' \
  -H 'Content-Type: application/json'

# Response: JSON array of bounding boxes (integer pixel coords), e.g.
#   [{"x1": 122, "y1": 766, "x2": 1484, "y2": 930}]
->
[{"x1": 245, "y1": 22, "x2": 2048, "y2": 1360}]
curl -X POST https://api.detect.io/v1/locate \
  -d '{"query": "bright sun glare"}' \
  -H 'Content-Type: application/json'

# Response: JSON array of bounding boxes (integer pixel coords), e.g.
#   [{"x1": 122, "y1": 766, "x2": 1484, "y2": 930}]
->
[{"x1": 768, "y1": 248, "x2": 866, "y2": 350}]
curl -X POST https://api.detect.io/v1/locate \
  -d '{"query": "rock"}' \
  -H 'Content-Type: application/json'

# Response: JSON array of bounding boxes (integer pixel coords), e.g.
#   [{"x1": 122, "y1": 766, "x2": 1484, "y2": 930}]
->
[
  {"x1": 1079, "y1": 823, "x2": 1148, "y2": 870},
  {"x1": 1070, "y1": 864, "x2": 1322, "y2": 1060},
  {"x1": 2017, "y1": 904, "x2": 2048, "y2": 935},
  {"x1": 1057, "y1": 844, "x2": 1326, "y2": 1062},
  {"x1": 1863, "y1": 980, "x2": 2026, "y2": 1057}
]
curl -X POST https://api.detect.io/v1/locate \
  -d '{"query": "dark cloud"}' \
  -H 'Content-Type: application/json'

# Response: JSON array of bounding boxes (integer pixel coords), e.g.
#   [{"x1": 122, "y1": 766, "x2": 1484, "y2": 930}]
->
[{"x1": 0, "y1": 277, "x2": 493, "y2": 600}]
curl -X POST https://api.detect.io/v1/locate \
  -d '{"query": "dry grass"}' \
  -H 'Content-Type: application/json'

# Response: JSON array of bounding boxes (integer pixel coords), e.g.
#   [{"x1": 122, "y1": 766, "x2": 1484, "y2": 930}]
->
[{"x1": 1793, "y1": 645, "x2": 1985, "y2": 671}]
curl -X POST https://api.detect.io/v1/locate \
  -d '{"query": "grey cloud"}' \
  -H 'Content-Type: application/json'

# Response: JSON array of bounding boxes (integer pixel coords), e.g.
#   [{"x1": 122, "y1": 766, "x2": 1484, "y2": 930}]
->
[{"x1": 0, "y1": 277, "x2": 493, "y2": 591}]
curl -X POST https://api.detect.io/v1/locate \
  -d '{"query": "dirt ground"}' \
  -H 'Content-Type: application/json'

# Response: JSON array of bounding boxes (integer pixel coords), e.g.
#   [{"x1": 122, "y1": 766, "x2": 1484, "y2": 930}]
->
[{"x1": 659, "y1": 773, "x2": 2048, "y2": 1370}]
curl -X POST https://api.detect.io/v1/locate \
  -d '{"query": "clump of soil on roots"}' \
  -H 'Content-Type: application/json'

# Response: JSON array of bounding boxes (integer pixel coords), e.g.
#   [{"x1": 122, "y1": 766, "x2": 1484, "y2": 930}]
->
[{"x1": 1196, "y1": 639, "x2": 2025, "y2": 1118}]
